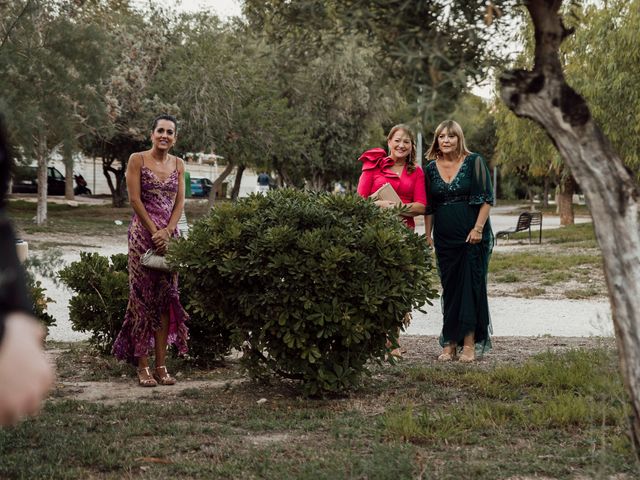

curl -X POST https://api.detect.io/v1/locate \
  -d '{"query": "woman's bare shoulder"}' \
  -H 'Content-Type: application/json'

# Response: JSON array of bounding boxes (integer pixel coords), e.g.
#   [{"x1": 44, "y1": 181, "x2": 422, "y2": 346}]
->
[
  {"x1": 128, "y1": 151, "x2": 146, "y2": 165},
  {"x1": 174, "y1": 156, "x2": 186, "y2": 172}
]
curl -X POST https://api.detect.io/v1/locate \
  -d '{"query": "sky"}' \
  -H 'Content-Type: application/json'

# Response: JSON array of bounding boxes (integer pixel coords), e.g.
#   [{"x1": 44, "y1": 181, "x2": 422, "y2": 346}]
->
[{"x1": 178, "y1": 0, "x2": 242, "y2": 17}]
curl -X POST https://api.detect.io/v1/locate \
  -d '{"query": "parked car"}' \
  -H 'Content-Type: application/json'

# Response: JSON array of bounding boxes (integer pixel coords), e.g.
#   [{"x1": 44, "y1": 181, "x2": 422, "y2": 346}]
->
[
  {"x1": 190, "y1": 177, "x2": 213, "y2": 197},
  {"x1": 11, "y1": 165, "x2": 66, "y2": 196}
]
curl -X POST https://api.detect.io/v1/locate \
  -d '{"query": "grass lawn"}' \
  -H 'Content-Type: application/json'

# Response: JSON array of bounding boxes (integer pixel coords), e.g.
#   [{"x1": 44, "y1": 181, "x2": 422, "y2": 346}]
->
[
  {"x1": 0, "y1": 341, "x2": 637, "y2": 479},
  {"x1": 489, "y1": 223, "x2": 605, "y2": 299},
  {"x1": 6, "y1": 198, "x2": 216, "y2": 246}
]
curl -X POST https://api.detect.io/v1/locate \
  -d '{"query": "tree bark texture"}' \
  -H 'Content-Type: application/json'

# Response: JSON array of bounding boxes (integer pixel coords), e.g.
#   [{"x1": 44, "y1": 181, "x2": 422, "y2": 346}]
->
[
  {"x1": 208, "y1": 161, "x2": 235, "y2": 208},
  {"x1": 557, "y1": 175, "x2": 576, "y2": 226},
  {"x1": 500, "y1": 0, "x2": 640, "y2": 456},
  {"x1": 231, "y1": 164, "x2": 245, "y2": 201},
  {"x1": 64, "y1": 151, "x2": 74, "y2": 200},
  {"x1": 36, "y1": 134, "x2": 47, "y2": 225}
]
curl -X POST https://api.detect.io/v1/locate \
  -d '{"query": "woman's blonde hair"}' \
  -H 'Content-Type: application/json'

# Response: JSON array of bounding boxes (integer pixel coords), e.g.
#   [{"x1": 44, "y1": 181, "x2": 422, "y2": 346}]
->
[
  {"x1": 387, "y1": 124, "x2": 417, "y2": 172},
  {"x1": 426, "y1": 120, "x2": 470, "y2": 161}
]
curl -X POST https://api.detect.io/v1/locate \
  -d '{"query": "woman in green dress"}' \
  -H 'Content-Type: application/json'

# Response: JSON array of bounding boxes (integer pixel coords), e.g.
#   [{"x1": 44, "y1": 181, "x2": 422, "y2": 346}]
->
[{"x1": 424, "y1": 120, "x2": 494, "y2": 362}]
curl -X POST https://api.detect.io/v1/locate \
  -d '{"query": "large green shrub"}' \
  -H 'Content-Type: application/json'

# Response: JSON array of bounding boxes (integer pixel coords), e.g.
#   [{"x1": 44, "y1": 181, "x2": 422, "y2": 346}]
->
[
  {"x1": 169, "y1": 189, "x2": 438, "y2": 394},
  {"x1": 58, "y1": 252, "x2": 129, "y2": 353}
]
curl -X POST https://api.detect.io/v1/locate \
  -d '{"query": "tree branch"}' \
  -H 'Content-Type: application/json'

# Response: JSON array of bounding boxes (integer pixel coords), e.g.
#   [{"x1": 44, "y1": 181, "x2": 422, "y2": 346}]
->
[{"x1": 0, "y1": 0, "x2": 31, "y2": 51}]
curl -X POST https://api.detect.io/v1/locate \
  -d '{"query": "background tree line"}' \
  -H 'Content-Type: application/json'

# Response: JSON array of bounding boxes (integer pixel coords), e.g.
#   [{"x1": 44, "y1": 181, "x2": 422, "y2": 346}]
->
[
  {"x1": 1, "y1": 1, "x2": 638, "y2": 225},
  {"x1": 1, "y1": 0, "x2": 500, "y2": 221}
]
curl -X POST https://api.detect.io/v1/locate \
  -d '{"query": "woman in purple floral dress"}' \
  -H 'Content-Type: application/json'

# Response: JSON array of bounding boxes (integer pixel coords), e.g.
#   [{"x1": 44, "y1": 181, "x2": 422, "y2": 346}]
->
[{"x1": 112, "y1": 114, "x2": 189, "y2": 387}]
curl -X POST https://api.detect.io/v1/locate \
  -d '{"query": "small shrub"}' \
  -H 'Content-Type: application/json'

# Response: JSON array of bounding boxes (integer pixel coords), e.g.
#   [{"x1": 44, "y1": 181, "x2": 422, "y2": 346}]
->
[
  {"x1": 23, "y1": 251, "x2": 63, "y2": 334},
  {"x1": 170, "y1": 189, "x2": 438, "y2": 394},
  {"x1": 58, "y1": 252, "x2": 129, "y2": 353},
  {"x1": 23, "y1": 270, "x2": 56, "y2": 334}
]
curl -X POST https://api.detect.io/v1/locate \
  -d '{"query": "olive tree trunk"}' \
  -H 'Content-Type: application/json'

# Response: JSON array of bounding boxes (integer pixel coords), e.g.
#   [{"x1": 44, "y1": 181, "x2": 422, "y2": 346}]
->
[
  {"x1": 36, "y1": 133, "x2": 48, "y2": 225},
  {"x1": 501, "y1": 0, "x2": 640, "y2": 455},
  {"x1": 557, "y1": 174, "x2": 576, "y2": 226},
  {"x1": 207, "y1": 161, "x2": 235, "y2": 208},
  {"x1": 231, "y1": 163, "x2": 245, "y2": 201},
  {"x1": 64, "y1": 149, "x2": 75, "y2": 200}
]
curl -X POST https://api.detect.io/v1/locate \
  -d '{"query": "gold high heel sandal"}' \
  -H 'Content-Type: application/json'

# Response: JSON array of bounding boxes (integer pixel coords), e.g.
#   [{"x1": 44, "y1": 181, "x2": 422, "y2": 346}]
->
[
  {"x1": 137, "y1": 367, "x2": 158, "y2": 387},
  {"x1": 153, "y1": 366, "x2": 176, "y2": 385},
  {"x1": 458, "y1": 346, "x2": 475, "y2": 363}
]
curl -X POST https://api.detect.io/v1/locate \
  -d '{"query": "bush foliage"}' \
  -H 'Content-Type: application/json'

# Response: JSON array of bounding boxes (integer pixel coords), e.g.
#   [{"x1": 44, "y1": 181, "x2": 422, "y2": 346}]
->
[
  {"x1": 170, "y1": 189, "x2": 438, "y2": 394},
  {"x1": 58, "y1": 252, "x2": 129, "y2": 353},
  {"x1": 23, "y1": 270, "x2": 56, "y2": 334},
  {"x1": 23, "y1": 251, "x2": 64, "y2": 334}
]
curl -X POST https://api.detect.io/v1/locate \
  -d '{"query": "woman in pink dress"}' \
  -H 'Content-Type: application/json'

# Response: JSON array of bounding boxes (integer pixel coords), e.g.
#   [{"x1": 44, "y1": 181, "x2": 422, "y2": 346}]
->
[
  {"x1": 357, "y1": 124, "x2": 427, "y2": 357},
  {"x1": 112, "y1": 114, "x2": 189, "y2": 387},
  {"x1": 357, "y1": 124, "x2": 427, "y2": 229}
]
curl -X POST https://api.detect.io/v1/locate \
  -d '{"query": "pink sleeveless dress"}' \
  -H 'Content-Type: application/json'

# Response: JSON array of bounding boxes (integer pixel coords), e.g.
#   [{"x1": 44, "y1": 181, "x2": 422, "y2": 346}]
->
[{"x1": 112, "y1": 162, "x2": 189, "y2": 364}]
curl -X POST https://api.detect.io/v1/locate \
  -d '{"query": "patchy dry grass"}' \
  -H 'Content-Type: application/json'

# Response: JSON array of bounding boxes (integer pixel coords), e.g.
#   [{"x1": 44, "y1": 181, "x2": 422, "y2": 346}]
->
[
  {"x1": 1, "y1": 341, "x2": 637, "y2": 480},
  {"x1": 489, "y1": 223, "x2": 605, "y2": 300},
  {"x1": 7, "y1": 198, "x2": 218, "y2": 245}
]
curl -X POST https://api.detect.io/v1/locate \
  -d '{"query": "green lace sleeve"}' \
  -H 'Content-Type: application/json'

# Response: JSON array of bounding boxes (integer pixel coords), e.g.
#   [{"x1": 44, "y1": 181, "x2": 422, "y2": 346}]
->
[{"x1": 469, "y1": 154, "x2": 494, "y2": 206}]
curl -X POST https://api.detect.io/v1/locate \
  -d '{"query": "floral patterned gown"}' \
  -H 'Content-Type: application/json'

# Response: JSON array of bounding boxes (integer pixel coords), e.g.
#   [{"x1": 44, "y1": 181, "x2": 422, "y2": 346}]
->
[
  {"x1": 425, "y1": 153, "x2": 494, "y2": 352},
  {"x1": 112, "y1": 163, "x2": 189, "y2": 364}
]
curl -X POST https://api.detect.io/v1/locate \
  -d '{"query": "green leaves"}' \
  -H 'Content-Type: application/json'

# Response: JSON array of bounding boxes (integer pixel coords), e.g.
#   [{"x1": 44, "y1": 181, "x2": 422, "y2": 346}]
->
[
  {"x1": 58, "y1": 252, "x2": 128, "y2": 353},
  {"x1": 171, "y1": 189, "x2": 438, "y2": 394}
]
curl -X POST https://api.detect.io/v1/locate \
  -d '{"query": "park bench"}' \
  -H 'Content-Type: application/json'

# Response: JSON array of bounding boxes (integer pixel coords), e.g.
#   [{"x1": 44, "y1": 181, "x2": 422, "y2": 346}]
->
[{"x1": 495, "y1": 211, "x2": 543, "y2": 244}]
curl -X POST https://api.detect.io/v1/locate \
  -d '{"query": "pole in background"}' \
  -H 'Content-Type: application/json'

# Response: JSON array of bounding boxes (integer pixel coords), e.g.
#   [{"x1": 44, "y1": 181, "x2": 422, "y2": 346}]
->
[
  {"x1": 93, "y1": 157, "x2": 96, "y2": 194},
  {"x1": 416, "y1": 132, "x2": 423, "y2": 167}
]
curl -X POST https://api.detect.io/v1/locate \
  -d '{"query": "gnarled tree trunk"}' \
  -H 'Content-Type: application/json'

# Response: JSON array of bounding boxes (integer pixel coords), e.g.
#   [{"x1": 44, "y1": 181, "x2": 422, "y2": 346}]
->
[{"x1": 501, "y1": 0, "x2": 640, "y2": 455}]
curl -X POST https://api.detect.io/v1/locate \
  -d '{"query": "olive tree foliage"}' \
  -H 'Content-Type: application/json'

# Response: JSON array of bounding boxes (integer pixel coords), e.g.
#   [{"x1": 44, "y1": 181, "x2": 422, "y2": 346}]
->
[
  {"x1": 241, "y1": 1, "x2": 401, "y2": 189},
  {"x1": 154, "y1": 13, "x2": 308, "y2": 204},
  {"x1": 80, "y1": 4, "x2": 179, "y2": 207},
  {"x1": 564, "y1": 0, "x2": 640, "y2": 177},
  {"x1": 0, "y1": 0, "x2": 111, "y2": 223},
  {"x1": 493, "y1": 101, "x2": 565, "y2": 209},
  {"x1": 335, "y1": 0, "x2": 505, "y2": 129},
  {"x1": 287, "y1": 36, "x2": 392, "y2": 190}
]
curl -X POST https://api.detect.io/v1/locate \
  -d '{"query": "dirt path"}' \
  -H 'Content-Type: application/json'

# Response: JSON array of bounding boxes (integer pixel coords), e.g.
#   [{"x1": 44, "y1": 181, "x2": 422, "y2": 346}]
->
[{"x1": 48, "y1": 335, "x2": 616, "y2": 405}]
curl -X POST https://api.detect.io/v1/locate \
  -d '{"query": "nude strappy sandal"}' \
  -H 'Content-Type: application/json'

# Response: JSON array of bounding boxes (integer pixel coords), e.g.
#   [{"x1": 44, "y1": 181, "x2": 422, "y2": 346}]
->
[{"x1": 153, "y1": 366, "x2": 176, "y2": 386}]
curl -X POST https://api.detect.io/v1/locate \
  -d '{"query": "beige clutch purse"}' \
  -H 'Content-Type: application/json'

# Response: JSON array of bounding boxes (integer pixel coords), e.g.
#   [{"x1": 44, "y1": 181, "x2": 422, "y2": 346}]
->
[
  {"x1": 369, "y1": 183, "x2": 401, "y2": 204},
  {"x1": 141, "y1": 249, "x2": 171, "y2": 272}
]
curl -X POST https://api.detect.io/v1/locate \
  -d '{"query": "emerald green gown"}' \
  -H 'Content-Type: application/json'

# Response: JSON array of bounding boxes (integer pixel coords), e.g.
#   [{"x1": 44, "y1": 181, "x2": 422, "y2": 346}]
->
[{"x1": 425, "y1": 153, "x2": 494, "y2": 353}]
